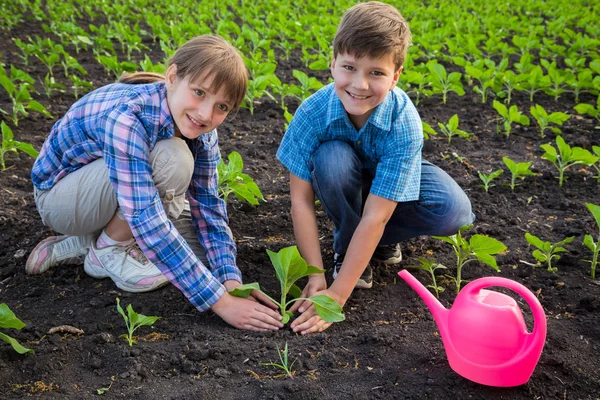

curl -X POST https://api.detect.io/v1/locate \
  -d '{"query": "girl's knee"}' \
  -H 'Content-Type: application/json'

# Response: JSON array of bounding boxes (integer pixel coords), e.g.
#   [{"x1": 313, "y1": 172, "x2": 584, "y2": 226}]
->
[{"x1": 150, "y1": 138, "x2": 194, "y2": 193}]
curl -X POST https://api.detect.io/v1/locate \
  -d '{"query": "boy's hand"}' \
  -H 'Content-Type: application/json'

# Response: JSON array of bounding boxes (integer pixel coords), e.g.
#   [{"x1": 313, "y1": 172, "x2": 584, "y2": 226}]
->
[
  {"x1": 211, "y1": 292, "x2": 284, "y2": 332},
  {"x1": 289, "y1": 274, "x2": 327, "y2": 313},
  {"x1": 290, "y1": 289, "x2": 343, "y2": 335}
]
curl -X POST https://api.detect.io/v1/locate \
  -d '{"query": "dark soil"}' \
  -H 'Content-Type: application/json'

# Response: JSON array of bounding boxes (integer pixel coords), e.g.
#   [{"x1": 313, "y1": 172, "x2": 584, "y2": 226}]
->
[{"x1": 1, "y1": 13, "x2": 600, "y2": 400}]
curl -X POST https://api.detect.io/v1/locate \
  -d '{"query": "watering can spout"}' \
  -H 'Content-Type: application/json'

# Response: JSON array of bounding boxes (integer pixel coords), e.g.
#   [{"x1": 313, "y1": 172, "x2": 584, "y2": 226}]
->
[{"x1": 398, "y1": 270, "x2": 449, "y2": 337}]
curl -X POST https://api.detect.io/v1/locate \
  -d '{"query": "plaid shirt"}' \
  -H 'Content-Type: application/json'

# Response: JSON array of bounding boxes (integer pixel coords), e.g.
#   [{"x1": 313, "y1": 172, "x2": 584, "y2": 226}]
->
[
  {"x1": 277, "y1": 83, "x2": 423, "y2": 202},
  {"x1": 32, "y1": 82, "x2": 240, "y2": 311}
]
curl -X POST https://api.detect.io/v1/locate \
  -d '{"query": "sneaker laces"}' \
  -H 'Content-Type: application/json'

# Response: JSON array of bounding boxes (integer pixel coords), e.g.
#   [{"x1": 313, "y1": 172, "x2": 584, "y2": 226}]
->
[{"x1": 116, "y1": 242, "x2": 150, "y2": 265}]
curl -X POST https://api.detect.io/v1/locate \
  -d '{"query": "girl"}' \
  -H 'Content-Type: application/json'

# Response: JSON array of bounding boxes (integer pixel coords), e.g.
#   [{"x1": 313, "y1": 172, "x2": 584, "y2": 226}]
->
[{"x1": 26, "y1": 35, "x2": 283, "y2": 332}]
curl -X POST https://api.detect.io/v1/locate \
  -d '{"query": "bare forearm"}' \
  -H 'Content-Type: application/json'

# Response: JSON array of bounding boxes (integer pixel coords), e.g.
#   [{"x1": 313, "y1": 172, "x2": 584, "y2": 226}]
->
[{"x1": 291, "y1": 201, "x2": 324, "y2": 270}]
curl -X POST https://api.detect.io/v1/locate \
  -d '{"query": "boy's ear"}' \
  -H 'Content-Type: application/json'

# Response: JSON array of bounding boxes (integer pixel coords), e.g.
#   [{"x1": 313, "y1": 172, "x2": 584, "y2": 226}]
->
[
  {"x1": 165, "y1": 64, "x2": 178, "y2": 88},
  {"x1": 330, "y1": 57, "x2": 336, "y2": 74},
  {"x1": 390, "y1": 66, "x2": 403, "y2": 90}
]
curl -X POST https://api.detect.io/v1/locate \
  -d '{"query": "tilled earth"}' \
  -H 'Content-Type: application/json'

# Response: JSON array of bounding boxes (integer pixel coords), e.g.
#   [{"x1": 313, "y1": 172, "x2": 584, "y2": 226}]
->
[{"x1": 1, "y1": 15, "x2": 599, "y2": 400}]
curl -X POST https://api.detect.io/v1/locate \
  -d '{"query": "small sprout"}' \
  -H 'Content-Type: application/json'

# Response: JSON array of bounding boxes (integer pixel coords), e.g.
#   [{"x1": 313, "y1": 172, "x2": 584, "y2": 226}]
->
[
  {"x1": 405, "y1": 257, "x2": 447, "y2": 298},
  {"x1": 540, "y1": 136, "x2": 598, "y2": 187},
  {"x1": 502, "y1": 157, "x2": 535, "y2": 191},
  {"x1": 477, "y1": 169, "x2": 503, "y2": 193},
  {"x1": 434, "y1": 225, "x2": 507, "y2": 294},
  {"x1": 437, "y1": 114, "x2": 472, "y2": 144},
  {"x1": 261, "y1": 342, "x2": 296, "y2": 379},
  {"x1": 530, "y1": 104, "x2": 570, "y2": 138},
  {"x1": 218, "y1": 151, "x2": 265, "y2": 206},
  {"x1": 525, "y1": 233, "x2": 574, "y2": 273},
  {"x1": 115, "y1": 298, "x2": 160, "y2": 346},
  {"x1": 0, "y1": 303, "x2": 33, "y2": 354},
  {"x1": 582, "y1": 203, "x2": 600, "y2": 279}
]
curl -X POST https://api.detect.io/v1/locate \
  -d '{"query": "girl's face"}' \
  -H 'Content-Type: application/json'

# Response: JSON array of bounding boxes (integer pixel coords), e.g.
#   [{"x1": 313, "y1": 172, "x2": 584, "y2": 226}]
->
[
  {"x1": 165, "y1": 65, "x2": 233, "y2": 140},
  {"x1": 331, "y1": 52, "x2": 402, "y2": 130}
]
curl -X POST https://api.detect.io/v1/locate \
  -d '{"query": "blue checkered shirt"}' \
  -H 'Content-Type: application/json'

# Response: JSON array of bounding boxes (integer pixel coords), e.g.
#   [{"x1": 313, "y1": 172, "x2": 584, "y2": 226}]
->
[
  {"x1": 31, "y1": 82, "x2": 240, "y2": 311},
  {"x1": 277, "y1": 83, "x2": 423, "y2": 202}
]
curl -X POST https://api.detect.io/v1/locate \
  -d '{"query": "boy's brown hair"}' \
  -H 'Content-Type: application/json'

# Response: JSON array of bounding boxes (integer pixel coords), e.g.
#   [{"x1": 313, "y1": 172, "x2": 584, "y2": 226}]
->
[
  {"x1": 333, "y1": 1, "x2": 412, "y2": 70},
  {"x1": 120, "y1": 35, "x2": 248, "y2": 110}
]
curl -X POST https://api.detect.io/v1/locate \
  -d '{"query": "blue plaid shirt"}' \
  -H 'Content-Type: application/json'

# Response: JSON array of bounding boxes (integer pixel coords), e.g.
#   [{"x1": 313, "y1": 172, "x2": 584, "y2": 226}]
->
[
  {"x1": 32, "y1": 82, "x2": 240, "y2": 312},
  {"x1": 277, "y1": 83, "x2": 423, "y2": 202}
]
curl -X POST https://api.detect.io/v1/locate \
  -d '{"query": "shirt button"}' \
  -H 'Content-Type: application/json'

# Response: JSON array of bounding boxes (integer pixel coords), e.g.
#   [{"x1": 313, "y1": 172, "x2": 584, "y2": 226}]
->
[
  {"x1": 357, "y1": 141, "x2": 362, "y2": 145},
  {"x1": 133, "y1": 212, "x2": 139, "y2": 217},
  {"x1": 166, "y1": 193, "x2": 174, "y2": 201}
]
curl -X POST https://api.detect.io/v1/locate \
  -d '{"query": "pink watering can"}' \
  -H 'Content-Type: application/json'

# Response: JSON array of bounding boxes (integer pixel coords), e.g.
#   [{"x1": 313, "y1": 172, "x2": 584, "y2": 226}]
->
[{"x1": 398, "y1": 270, "x2": 547, "y2": 387}]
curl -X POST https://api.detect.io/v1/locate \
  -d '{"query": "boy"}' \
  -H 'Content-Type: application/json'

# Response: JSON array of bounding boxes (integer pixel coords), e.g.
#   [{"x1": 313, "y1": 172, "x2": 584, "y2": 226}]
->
[{"x1": 276, "y1": 2, "x2": 474, "y2": 334}]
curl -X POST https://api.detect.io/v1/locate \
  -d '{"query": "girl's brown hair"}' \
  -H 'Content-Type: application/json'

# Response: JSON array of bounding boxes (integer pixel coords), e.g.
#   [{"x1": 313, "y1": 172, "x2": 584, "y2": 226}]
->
[
  {"x1": 119, "y1": 35, "x2": 248, "y2": 110},
  {"x1": 333, "y1": 1, "x2": 412, "y2": 70}
]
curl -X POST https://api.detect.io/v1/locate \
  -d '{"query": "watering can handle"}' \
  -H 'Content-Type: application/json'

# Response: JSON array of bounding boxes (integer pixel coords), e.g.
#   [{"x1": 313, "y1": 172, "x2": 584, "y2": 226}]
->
[{"x1": 462, "y1": 277, "x2": 546, "y2": 336}]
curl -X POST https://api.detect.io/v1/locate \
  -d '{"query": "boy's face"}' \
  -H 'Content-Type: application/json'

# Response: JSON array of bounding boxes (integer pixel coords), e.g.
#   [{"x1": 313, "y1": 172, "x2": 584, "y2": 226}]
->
[
  {"x1": 165, "y1": 65, "x2": 233, "y2": 140},
  {"x1": 331, "y1": 52, "x2": 402, "y2": 129}
]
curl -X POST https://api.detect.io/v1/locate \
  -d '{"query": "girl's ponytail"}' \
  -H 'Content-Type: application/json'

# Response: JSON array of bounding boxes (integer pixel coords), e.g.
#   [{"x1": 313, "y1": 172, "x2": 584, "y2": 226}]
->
[{"x1": 118, "y1": 72, "x2": 165, "y2": 84}]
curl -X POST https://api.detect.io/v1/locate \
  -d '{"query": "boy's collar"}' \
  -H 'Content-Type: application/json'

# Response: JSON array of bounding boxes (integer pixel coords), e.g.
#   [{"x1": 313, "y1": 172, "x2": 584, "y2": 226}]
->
[{"x1": 327, "y1": 85, "x2": 393, "y2": 131}]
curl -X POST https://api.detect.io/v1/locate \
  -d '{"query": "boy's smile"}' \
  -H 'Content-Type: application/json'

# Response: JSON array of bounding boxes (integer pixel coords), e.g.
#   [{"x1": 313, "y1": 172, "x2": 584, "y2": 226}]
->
[{"x1": 331, "y1": 53, "x2": 402, "y2": 130}]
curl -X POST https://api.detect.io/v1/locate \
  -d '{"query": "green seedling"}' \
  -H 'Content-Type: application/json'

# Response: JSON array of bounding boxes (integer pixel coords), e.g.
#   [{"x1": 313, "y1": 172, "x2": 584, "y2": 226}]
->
[
  {"x1": 433, "y1": 225, "x2": 507, "y2": 294},
  {"x1": 426, "y1": 60, "x2": 465, "y2": 104},
  {"x1": 231, "y1": 246, "x2": 345, "y2": 324},
  {"x1": 1, "y1": 121, "x2": 39, "y2": 170},
  {"x1": 217, "y1": 151, "x2": 264, "y2": 206},
  {"x1": 261, "y1": 342, "x2": 296, "y2": 379},
  {"x1": 583, "y1": 203, "x2": 600, "y2": 279},
  {"x1": 0, "y1": 303, "x2": 33, "y2": 354},
  {"x1": 0, "y1": 65, "x2": 52, "y2": 126},
  {"x1": 502, "y1": 157, "x2": 535, "y2": 191},
  {"x1": 574, "y1": 96, "x2": 600, "y2": 129},
  {"x1": 406, "y1": 257, "x2": 447, "y2": 298},
  {"x1": 115, "y1": 298, "x2": 160, "y2": 346},
  {"x1": 422, "y1": 121, "x2": 438, "y2": 140},
  {"x1": 477, "y1": 169, "x2": 503, "y2": 193},
  {"x1": 437, "y1": 114, "x2": 472, "y2": 144},
  {"x1": 493, "y1": 100, "x2": 530, "y2": 137},
  {"x1": 530, "y1": 104, "x2": 570, "y2": 138},
  {"x1": 592, "y1": 146, "x2": 600, "y2": 183},
  {"x1": 540, "y1": 136, "x2": 598, "y2": 187},
  {"x1": 525, "y1": 233, "x2": 574, "y2": 273}
]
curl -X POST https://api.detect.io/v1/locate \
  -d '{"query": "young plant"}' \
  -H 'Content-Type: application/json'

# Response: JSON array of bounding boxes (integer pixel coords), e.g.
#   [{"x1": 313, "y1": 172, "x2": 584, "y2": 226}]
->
[
  {"x1": 530, "y1": 104, "x2": 571, "y2": 138},
  {"x1": 583, "y1": 203, "x2": 600, "y2": 279},
  {"x1": 524, "y1": 233, "x2": 574, "y2": 273},
  {"x1": 540, "y1": 136, "x2": 598, "y2": 187},
  {"x1": 0, "y1": 303, "x2": 33, "y2": 354},
  {"x1": 217, "y1": 151, "x2": 264, "y2": 206},
  {"x1": 230, "y1": 246, "x2": 345, "y2": 324},
  {"x1": 422, "y1": 121, "x2": 438, "y2": 140},
  {"x1": 574, "y1": 96, "x2": 600, "y2": 129},
  {"x1": 592, "y1": 146, "x2": 600, "y2": 183},
  {"x1": 405, "y1": 257, "x2": 447, "y2": 298},
  {"x1": 0, "y1": 66, "x2": 52, "y2": 126},
  {"x1": 502, "y1": 157, "x2": 535, "y2": 191},
  {"x1": 426, "y1": 60, "x2": 464, "y2": 104},
  {"x1": 261, "y1": 342, "x2": 296, "y2": 379},
  {"x1": 437, "y1": 114, "x2": 472, "y2": 144},
  {"x1": 493, "y1": 100, "x2": 530, "y2": 137},
  {"x1": 1, "y1": 122, "x2": 39, "y2": 170},
  {"x1": 115, "y1": 298, "x2": 161, "y2": 347},
  {"x1": 433, "y1": 225, "x2": 507, "y2": 294},
  {"x1": 477, "y1": 169, "x2": 503, "y2": 193}
]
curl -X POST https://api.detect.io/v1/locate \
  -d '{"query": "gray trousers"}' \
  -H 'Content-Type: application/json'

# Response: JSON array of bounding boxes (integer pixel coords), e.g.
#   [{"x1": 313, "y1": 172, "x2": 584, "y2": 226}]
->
[{"x1": 33, "y1": 138, "x2": 208, "y2": 263}]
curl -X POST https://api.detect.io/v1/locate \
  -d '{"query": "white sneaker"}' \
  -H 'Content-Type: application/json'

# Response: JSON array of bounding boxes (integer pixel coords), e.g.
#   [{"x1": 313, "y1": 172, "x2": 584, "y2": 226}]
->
[
  {"x1": 84, "y1": 240, "x2": 169, "y2": 293},
  {"x1": 26, "y1": 234, "x2": 95, "y2": 275}
]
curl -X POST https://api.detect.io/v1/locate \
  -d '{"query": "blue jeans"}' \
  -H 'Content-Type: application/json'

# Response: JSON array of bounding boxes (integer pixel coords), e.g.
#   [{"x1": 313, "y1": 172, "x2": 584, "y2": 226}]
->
[{"x1": 309, "y1": 141, "x2": 475, "y2": 255}]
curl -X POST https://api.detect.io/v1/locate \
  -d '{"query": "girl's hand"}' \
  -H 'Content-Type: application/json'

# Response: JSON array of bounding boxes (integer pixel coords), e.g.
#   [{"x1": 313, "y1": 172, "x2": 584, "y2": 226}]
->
[
  {"x1": 290, "y1": 289, "x2": 342, "y2": 335},
  {"x1": 289, "y1": 274, "x2": 327, "y2": 313},
  {"x1": 211, "y1": 292, "x2": 284, "y2": 332}
]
